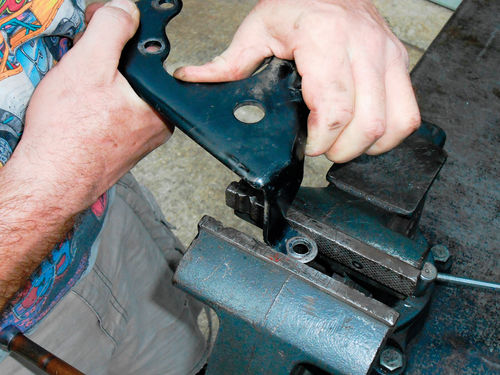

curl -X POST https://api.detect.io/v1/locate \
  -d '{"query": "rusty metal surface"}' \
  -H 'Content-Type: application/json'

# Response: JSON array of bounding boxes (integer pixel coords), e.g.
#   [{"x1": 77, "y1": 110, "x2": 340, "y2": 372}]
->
[{"x1": 406, "y1": 0, "x2": 499, "y2": 373}]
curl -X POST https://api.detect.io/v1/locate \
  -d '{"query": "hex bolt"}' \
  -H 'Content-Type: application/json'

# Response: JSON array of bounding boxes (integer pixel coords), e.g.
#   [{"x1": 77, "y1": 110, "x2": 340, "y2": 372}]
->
[
  {"x1": 380, "y1": 346, "x2": 404, "y2": 372},
  {"x1": 431, "y1": 244, "x2": 450, "y2": 263}
]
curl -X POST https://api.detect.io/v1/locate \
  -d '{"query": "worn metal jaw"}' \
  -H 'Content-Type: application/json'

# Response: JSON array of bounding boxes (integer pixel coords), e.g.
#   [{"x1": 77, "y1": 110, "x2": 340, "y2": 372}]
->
[{"x1": 120, "y1": 0, "x2": 306, "y2": 245}]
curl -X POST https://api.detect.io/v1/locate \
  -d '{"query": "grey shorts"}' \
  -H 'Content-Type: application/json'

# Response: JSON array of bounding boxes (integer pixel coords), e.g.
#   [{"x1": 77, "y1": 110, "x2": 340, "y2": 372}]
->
[{"x1": 0, "y1": 174, "x2": 209, "y2": 374}]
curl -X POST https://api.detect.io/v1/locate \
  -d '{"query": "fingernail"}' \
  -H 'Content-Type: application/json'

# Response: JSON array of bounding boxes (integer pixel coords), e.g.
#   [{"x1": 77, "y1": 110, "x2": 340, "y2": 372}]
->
[
  {"x1": 106, "y1": 0, "x2": 138, "y2": 16},
  {"x1": 172, "y1": 68, "x2": 185, "y2": 79}
]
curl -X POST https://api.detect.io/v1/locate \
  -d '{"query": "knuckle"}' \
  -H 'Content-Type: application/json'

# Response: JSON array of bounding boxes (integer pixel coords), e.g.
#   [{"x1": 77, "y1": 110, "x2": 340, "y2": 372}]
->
[
  {"x1": 365, "y1": 144, "x2": 386, "y2": 155},
  {"x1": 325, "y1": 152, "x2": 336, "y2": 162},
  {"x1": 361, "y1": 26, "x2": 386, "y2": 51},
  {"x1": 94, "y1": 6, "x2": 134, "y2": 28},
  {"x1": 406, "y1": 112, "x2": 421, "y2": 132},
  {"x1": 392, "y1": 111, "x2": 421, "y2": 135},
  {"x1": 329, "y1": 152, "x2": 350, "y2": 164},
  {"x1": 326, "y1": 121, "x2": 345, "y2": 132},
  {"x1": 217, "y1": 55, "x2": 248, "y2": 80},
  {"x1": 335, "y1": 106, "x2": 355, "y2": 125},
  {"x1": 325, "y1": 148, "x2": 342, "y2": 162},
  {"x1": 226, "y1": 64, "x2": 246, "y2": 80},
  {"x1": 387, "y1": 40, "x2": 409, "y2": 68},
  {"x1": 363, "y1": 119, "x2": 386, "y2": 141}
]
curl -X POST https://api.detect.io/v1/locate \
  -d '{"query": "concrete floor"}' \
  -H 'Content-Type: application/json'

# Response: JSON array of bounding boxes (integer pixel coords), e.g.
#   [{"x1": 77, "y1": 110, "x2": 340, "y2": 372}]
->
[{"x1": 131, "y1": 0, "x2": 454, "y2": 247}]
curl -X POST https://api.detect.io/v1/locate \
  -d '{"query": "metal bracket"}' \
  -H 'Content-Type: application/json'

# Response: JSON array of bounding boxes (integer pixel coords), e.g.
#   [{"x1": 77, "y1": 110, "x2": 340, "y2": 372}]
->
[{"x1": 119, "y1": 0, "x2": 308, "y2": 244}]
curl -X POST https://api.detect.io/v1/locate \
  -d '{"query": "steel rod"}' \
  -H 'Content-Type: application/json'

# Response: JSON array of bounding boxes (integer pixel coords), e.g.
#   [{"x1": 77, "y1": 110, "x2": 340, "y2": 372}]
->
[{"x1": 436, "y1": 273, "x2": 500, "y2": 291}]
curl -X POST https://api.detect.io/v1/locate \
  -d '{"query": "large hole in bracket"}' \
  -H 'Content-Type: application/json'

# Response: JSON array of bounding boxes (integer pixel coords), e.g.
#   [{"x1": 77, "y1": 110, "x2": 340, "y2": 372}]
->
[{"x1": 233, "y1": 102, "x2": 265, "y2": 124}]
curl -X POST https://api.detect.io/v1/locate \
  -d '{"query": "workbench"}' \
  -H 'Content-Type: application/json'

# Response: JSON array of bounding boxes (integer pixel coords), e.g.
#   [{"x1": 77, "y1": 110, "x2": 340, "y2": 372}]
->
[{"x1": 406, "y1": 0, "x2": 499, "y2": 373}]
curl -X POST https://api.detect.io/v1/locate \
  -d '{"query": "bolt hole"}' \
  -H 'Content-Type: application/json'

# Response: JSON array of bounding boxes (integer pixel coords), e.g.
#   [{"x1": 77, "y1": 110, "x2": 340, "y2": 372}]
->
[
  {"x1": 286, "y1": 237, "x2": 318, "y2": 263},
  {"x1": 233, "y1": 102, "x2": 265, "y2": 124},
  {"x1": 293, "y1": 243, "x2": 309, "y2": 255},
  {"x1": 139, "y1": 39, "x2": 165, "y2": 55},
  {"x1": 144, "y1": 40, "x2": 162, "y2": 53},
  {"x1": 352, "y1": 261, "x2": 363, "y2": 270},
  {"x1": 152, "y1": 0, "x2": 174, "y2": 10}
]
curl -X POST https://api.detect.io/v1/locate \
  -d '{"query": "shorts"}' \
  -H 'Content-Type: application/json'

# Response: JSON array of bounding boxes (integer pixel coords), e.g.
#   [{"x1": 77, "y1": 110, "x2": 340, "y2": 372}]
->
[{"x1": 0, "y1": 173, "x2": 210, "y2": 374}]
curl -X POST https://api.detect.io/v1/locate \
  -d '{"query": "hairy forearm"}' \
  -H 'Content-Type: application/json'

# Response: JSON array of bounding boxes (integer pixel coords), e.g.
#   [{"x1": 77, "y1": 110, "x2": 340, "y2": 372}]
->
[
  {"x1": 0, "y1": 162, "x2": 80, "y2": 312},
  {"x1": 0, "y1": 0, "x2": 169, "y2": 313}
]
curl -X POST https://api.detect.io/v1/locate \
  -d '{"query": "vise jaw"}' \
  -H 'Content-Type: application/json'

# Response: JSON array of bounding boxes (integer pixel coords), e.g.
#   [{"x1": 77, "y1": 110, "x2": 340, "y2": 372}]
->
[
  {"x1": 174, "y1": 216, "x2": 398, "y2": 375},
  {"x1": 227, "y1": 123, "x2": 447, "y2": 299}
]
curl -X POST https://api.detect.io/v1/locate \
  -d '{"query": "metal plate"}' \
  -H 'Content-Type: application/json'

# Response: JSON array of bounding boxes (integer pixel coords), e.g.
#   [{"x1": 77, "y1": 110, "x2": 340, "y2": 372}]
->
[{"x1": 327, "y1": 123, "x2": 447, "y2": 216}]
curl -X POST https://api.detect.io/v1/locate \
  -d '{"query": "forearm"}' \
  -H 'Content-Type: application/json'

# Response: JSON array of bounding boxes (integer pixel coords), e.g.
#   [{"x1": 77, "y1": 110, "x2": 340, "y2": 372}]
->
[
  {"x1": 0, "y1": 161, "x2": 82, "y2": 312},
  {"x1": 0, "y1": 0, "x2": 169, "y2": 313}
]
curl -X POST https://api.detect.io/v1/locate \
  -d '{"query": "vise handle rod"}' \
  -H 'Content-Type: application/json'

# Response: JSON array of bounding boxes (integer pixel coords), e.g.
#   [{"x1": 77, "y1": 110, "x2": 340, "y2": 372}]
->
[
  {"x1": 0, "y1": 325, "x2": 84, "y2": 375},
  {"x1": 422, "y1": 263, "x2": 499, "y2": 292},
  {"x1": 436, "y1": 273, "x2": 500, "y2": 292}
]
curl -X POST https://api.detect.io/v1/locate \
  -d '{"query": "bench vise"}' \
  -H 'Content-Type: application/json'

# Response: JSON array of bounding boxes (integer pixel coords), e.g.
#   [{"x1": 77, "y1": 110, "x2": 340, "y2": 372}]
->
[{"x1": 173, "y1": 120, "x2": 447, "y2": 375}]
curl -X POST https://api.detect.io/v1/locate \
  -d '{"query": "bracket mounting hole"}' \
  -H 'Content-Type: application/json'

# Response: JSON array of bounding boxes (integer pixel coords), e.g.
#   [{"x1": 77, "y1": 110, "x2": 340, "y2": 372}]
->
[
  {"x1": 139, "y1": 39, "x2": 165, "y2": 55},
  {"x1": 233, "y1": 102, "x2": 265, "y2": 124},
  {"x1": 152, "y1": 0, "x2": 174, "y2": 10}
]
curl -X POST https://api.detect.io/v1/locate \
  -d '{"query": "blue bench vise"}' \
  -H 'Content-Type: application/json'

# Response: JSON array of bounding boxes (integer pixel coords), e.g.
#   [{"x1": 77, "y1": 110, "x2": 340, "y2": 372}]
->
[{"x1": 172, "y1": 121, "x2": 446, "y2": 375}]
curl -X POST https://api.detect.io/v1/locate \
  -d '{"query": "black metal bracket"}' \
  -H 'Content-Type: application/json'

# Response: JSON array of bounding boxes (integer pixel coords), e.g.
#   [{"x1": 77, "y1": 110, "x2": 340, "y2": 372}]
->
[{"x1": 119, "y1": 0, "x2": 308, "y2": 244}]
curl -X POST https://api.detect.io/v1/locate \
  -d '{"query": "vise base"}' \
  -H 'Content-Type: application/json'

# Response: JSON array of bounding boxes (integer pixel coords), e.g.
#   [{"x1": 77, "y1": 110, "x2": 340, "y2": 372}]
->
[{"x1": 174, "y1": 216, "x2": 398, "y2": 375}]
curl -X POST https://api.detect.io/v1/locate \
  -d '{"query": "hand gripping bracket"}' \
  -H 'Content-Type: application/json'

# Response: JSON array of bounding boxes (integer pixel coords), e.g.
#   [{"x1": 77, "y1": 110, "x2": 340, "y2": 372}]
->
[{"x1": 119, "y1": 0, "x2": 308, "y2": 245}]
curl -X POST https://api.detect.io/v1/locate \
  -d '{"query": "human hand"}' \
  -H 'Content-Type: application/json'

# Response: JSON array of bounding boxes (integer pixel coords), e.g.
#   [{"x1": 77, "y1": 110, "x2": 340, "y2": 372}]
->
[
  {"x1": 173, "y1": 0, "x2": 420, "y2": 163},
  {"x1": 9, "y1": 0, "x2": 170, "y2": 215}
]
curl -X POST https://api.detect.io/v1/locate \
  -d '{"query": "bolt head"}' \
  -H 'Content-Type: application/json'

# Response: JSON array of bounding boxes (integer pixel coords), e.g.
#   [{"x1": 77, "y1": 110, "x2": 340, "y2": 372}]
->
[
  {"x1": 420, "y1": 262, "x2": 438, "y2": 282},
  {"x1": 431, "y1": 244, "x2": 450, "y2": 263},
  {"x1": 380, "y1": 347, "x2": 403, "y2": 372}
]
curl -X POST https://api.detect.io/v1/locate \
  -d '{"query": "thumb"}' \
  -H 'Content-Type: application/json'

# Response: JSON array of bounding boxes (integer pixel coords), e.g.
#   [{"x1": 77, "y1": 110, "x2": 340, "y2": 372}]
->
[
  {"x1": 75, "y1": 0, "x2": 139, "y2": 76},
  {"x1": 174, "y1": 17, "x2": 272, "y2": 82}
]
